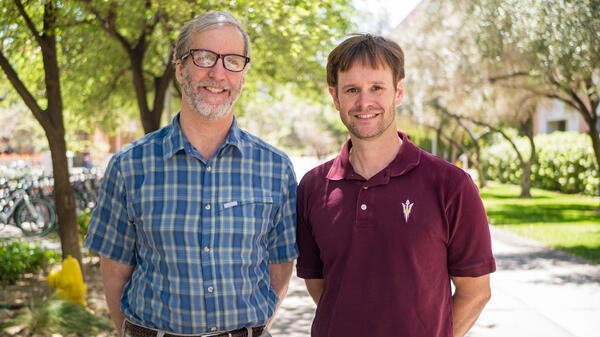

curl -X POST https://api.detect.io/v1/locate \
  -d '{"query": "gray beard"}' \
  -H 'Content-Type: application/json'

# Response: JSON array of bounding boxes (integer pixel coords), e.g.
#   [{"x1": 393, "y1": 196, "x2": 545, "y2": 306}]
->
[{"x1": 182, "y1": 71, "x2": 240, "y2": 120}]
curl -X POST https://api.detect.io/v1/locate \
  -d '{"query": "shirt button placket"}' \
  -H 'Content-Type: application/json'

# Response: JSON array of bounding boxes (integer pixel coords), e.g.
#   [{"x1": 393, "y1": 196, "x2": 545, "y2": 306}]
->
[
  {"x1": 200, "y1": 162, "x2": 217, "y2": 329},
  {"x1": 356, "y1": 183, "x2": 372, "y2": 226}
]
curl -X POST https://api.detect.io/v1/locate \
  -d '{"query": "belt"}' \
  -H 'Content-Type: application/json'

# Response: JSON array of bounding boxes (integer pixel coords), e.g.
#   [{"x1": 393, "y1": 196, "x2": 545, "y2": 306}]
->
[{"x1": 123, "y1": 321, "x2": 265, "y2": 337}]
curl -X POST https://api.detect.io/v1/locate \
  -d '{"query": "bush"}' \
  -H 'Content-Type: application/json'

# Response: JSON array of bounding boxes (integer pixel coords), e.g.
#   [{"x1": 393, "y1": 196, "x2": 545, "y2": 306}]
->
[
  {"x1": 534, "y1": 132, "x2": 599, "y2": 195},
  {"x1": 0, "y1": 239, "x2": 60, "y2": 284},
  {"x1": 481, "y1": 132, "x2": 598, "y2": 196},
  {"x1": 77, "y1": 209, "x2": 92, "y2": 241}
]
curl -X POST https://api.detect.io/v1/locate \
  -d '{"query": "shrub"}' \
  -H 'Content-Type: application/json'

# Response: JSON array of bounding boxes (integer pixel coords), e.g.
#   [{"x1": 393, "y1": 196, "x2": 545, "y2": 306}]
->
[
  {"x1": 481, "y1": 132, "x2": 598, "y2": 196},
  {"x1": 77, "y1": 209, "x2": 92, "y2": 241},
  {"x1": 0, "y1": 239, "x2": 60, "y2": 284}
]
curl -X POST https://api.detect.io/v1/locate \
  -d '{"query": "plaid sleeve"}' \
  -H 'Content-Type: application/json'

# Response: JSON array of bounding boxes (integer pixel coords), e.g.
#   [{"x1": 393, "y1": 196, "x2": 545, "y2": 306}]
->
[
  {"x1": 267, "y1": 160, "x2": 298, "y2": 264},
  {"x1": 84, "y1": 154, "x2": 136, "y2": 265}
]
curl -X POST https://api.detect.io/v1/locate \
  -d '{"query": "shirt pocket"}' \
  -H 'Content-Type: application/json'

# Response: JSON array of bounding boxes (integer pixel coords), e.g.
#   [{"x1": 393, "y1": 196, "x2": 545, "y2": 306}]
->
[{"x1": 215, "y1": 194, "x2": 275, "y2": 235}]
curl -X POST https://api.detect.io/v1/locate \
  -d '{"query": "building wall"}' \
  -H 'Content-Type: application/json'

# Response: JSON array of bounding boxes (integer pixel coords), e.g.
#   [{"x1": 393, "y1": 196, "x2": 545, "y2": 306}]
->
[
  {"x1": 535, "y1": 99, "x2": 583, "y2": 134},
  {"x1": 535, "y1": 99, "x2": 599, "y2": 135}
]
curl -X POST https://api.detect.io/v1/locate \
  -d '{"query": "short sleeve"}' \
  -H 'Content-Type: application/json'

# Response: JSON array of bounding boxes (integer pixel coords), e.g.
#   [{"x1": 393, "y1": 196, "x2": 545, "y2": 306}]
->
[{"x1": 84, "y1": 154, "x2": 136, "y2": 265}]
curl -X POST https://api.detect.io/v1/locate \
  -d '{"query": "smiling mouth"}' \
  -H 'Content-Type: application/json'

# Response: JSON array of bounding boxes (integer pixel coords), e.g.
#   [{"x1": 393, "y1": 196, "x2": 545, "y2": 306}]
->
[
  {"x1": 356, "y1": 113, "x2": 378, "y2": 119},
  {"x1": 205, "y1": 86, "x2": 227, "y2": 93}
]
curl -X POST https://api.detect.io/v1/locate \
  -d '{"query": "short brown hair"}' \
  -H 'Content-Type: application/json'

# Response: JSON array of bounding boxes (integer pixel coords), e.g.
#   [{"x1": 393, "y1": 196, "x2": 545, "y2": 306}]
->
[{"x1": 326, "y1": 34, "x2": 405, "y2": 88}]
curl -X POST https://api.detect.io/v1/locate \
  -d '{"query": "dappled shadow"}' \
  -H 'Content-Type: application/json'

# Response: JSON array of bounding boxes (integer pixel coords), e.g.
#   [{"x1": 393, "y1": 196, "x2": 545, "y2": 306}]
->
[
  {"x1": 495, "y1": 247, "x2": 600, "y2": 285},
  {"x1": 482, "y1": 194, "x2": 554, "y2": 200},
  {"x1": 270, "y1": 276, "x2": 314, "y2": 337},
  {"x1": 487, "y1": 202, "x2": 600, "y2": 224}
]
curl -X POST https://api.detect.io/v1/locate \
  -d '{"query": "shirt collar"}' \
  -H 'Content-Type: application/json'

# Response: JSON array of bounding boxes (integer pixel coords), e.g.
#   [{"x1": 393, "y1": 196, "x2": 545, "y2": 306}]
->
[
  {"x1": 326, "y1": 131, "x2": 420, "y2": 181},
  {"x1": 163, "y1": 113, "x2": 244, "y2": 160}
]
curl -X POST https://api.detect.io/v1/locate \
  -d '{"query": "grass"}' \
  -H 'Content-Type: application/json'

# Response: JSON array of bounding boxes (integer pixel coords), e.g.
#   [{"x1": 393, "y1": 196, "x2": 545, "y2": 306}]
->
[{"x1": 480, "y1": 182, "x2": 600, "y2": 263}]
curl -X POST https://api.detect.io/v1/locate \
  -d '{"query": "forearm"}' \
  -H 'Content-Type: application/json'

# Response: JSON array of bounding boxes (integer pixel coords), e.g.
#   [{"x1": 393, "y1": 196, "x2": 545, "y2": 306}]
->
[
  {"x1": 305, "y1": 279, "x2": 325, "y2": 305},
  {"x1": 452, "y1": 275, "x2": 492, "y2": 337},
  {"x1": 266, "y1": 261, "x2": 294, "y2": 329},
  {"x1": 100, "y1": 257, "x2": 133, "y2": 336}
]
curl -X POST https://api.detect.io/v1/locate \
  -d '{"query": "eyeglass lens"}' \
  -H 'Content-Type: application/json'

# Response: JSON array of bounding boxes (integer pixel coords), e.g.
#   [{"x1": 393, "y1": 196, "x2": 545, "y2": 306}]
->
[{"x1": 190, "y1": 49, "x2": 248, "y2": 72}]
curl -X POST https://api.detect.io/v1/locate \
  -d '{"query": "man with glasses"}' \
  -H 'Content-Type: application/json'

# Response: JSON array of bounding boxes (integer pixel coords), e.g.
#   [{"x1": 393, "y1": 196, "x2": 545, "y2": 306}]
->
[{"x1": 85, "y1": 11, "x2": 297, "y2": 337}]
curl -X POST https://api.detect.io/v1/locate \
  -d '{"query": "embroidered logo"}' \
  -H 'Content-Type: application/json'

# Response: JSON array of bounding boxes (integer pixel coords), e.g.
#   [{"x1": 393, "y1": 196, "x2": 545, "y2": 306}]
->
[{"x1": 402, "y1": 199, "x2": 414, "y2": 223}]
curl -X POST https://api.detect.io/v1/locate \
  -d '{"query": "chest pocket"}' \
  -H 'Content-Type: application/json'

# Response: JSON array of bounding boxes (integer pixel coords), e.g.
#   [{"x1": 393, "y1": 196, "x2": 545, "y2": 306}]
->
[{"x1": 215, "y1": 195, "x2": 275, "y2": 235}]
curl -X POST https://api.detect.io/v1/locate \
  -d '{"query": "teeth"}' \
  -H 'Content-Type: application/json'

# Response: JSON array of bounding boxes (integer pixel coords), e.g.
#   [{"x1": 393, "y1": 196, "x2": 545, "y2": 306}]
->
[
  {"x1": 206, "y1": 86, "x2": 225, "y2": 93},
  {"x1": 357, "y1": 114, "x2": 376, "y2": 119}
]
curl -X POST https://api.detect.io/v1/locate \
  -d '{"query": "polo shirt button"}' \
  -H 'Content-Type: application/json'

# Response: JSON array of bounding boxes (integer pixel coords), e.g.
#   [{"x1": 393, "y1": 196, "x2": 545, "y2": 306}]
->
[
  {"x1": 360, "y1": 204, "x2": 367, "y2": 210},
  {"x1": 363, "y1": 186, "x2": 369, "y2": 190},
  {"x1": 205, "y1": 203, "x2": 211, "y2": 210}
]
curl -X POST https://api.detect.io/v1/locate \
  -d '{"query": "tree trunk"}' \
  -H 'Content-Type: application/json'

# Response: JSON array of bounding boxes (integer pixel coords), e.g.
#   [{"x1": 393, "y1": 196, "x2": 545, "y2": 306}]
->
[
  {"x1": 1, "y1": 0, "x2": 83, "y2": 265},
  {"x1": 48, "y1": 131, "x2": 82, "y2": 263},
  {"x1": 520, "y1": 162, "x2": 532, "y2": 198},
  {"x1": 587, "y1": 128, "x2": 600, "y2": 211}
]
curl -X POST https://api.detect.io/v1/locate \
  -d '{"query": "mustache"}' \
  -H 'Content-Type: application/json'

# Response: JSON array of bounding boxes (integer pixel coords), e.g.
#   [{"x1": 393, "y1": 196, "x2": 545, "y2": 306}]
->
[
  {"x1": 348, "y1": 106, "x2": 383, "y2": 114},
  {"x1": 198, "y1": 79, "x2": 231, "y2": 91}
]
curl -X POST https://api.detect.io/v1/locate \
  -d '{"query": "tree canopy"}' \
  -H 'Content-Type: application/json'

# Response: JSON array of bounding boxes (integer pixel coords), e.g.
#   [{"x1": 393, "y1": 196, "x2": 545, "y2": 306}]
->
[
  {"x1": 0, "y1": 0, "x2": 356, "y2": 265},
  {"x1": 391, "y1": 0, "x2": 599, "y2": 195}
]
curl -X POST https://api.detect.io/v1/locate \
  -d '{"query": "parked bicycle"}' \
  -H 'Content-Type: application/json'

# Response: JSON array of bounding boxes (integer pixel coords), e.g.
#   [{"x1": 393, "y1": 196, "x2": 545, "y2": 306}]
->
[{"x1": 0, "y1": 179, "x2": 57, "y2": 236}]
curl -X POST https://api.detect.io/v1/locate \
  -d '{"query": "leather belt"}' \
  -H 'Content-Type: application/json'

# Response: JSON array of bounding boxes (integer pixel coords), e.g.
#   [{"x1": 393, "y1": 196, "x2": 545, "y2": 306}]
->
[{"x1": 124, "y1": 320, "x2": 265, "y2": 337}]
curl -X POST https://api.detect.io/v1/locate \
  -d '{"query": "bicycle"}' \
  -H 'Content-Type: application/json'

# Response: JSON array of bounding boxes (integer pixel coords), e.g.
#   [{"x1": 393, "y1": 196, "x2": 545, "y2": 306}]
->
[{"x1": 0, "y1": 182, "x2": 57, "y2": 236}]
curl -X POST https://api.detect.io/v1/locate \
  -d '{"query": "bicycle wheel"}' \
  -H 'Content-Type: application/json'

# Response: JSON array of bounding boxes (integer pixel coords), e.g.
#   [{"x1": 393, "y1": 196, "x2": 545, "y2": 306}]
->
[{"x1": 15, "y1": 197, "x2": 57, "y2": 236}]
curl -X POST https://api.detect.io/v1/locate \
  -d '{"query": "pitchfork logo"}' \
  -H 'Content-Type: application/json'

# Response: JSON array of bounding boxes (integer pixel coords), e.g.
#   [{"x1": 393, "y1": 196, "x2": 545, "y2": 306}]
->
[{"x1": 402, "y1": 199, "x2": 414, "y2": 223}]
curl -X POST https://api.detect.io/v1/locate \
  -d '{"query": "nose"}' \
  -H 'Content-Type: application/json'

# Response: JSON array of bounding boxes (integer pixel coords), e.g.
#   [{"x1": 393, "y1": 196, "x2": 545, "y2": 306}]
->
[
  {"x1": 208, "y1": 58, "x2": 227, "y2": 80},
  {"x1": 356, "y1": 92, "x2": 376, "y2": 111}
]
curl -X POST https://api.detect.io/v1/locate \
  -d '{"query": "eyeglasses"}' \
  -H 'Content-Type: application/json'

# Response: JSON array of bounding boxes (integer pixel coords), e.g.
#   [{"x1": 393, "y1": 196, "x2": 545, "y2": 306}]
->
[{"x1": 180, "y1": 49, "x2": 250, "y2": 72}]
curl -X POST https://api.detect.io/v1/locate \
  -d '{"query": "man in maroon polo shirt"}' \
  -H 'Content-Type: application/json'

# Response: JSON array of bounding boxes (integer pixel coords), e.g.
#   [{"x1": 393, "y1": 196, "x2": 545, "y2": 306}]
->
[{"x1": 296, "y1": 34, "x2": 496, "y2": 337}]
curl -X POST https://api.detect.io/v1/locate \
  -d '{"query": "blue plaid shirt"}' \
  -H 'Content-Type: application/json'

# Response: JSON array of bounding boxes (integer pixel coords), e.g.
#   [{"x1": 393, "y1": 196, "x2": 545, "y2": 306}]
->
[{"x1": 84, "y1": 115, "x2": 298, "y2": 334}]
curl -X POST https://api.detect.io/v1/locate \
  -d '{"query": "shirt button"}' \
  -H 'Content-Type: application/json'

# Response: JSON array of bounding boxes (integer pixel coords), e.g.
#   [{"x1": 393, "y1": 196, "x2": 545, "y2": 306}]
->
[
  {"x1": 210, "y1": 327, "x2": 218, "y2": 332},
  {"x1": 206, "y1": 166, "x2": 212, "y2": 172},
  {"x1": 363, "y1": 186, "x2": 369, "y2": 190},
  {"x1": 207, "y1": 286, "x2": 214, "y2": 293},
  {"x1": 203, "y1": 246, "x2": 210, "y2": 253},
  {"x1": 205, "y1": 203, "x2": 211, "y2": 210},
  {"x1": 360, "y1": 204, "x2": 367, "y2": 211}
]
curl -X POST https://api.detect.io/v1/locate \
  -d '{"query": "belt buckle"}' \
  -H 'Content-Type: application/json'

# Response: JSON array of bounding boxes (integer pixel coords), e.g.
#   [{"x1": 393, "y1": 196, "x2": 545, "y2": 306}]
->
[
  {"x1": 199, "y1": 331, "x2": 227, "y2": 337},
  {"x1": 200, "y1": 326, "x2": 252, "y2": 337}
]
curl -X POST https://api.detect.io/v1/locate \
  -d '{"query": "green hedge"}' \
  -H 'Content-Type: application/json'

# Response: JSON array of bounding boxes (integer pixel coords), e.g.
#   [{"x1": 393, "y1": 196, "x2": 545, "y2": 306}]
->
[
  {"x1": 481, "y1": 132, "x2": 599, "y2": 196},
  {"x1": 0, "y1": 239, "x2": 60, "y2": 284}
]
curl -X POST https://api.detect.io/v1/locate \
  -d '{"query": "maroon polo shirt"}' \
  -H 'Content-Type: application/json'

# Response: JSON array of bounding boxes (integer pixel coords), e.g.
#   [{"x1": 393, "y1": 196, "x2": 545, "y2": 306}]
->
[{"x1": 296, "y1": 132, "x2": 496, "y2": 337}]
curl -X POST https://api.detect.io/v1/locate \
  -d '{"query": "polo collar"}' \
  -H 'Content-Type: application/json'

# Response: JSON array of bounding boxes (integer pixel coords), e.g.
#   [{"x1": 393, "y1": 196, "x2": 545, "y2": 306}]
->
[{"x1": 326, "y1": 131, "x2": 420, "y2": 181}]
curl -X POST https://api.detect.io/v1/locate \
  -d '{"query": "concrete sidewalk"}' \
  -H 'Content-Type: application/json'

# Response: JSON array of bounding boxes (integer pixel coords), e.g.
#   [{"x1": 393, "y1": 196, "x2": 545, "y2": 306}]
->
[
  {"x1": 470, "y1": 227, "x2": 600, "y2": 337},
  {"x1": 271, "y1": 226, "x2": 600, "y2": 337}
]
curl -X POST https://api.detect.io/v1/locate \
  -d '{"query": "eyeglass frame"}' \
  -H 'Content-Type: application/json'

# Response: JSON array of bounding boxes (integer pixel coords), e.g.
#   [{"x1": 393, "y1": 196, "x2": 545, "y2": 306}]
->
[{"x1": 180, "y1": 48, "x2": 251, "y2": 72}]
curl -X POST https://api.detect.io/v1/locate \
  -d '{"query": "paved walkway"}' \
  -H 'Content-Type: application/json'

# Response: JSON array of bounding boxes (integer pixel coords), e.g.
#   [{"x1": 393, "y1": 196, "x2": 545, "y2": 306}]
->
[{"x1": 271, "y1": 226, "x2": 600, "y2": 337}]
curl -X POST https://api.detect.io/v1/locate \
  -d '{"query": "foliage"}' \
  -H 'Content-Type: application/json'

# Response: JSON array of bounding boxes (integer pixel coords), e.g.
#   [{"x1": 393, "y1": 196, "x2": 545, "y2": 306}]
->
[
  {"x1": 481, "y1": 182, "x2": 600, "y2": 262},
  {"x1": 464, "y1": 0, "x2": 600, "y2": 190},
  {"x1": 1, "y1": 0, "x2": 84, "y2": 263},
  {"x1": 481, "y1": 131, "x2": 598, "y2": 195},
  {"x1": 77, "y1": 209, "x2": 92, "y2": 242},
  {"x1": 0, "y1": 102, "x2": 47, "y2": 154},
  {"x1": 0, "y1": 299, "x2": 112, "y2": 335},
  {"x1": 0, "y1": 239, "x2": 60, "y2": 284},
  {"x1": 392, "y1": 0, "x2": 599, "y2": 196},
  {"x1": 238, "y1": 86, "x2": 347, "y2": 158},
  {"x1": 61, "y1": 0, "x2": 357, "y2": 133},
  {"x1": 534, "y1": 132, "x2": 600, "y2": 195}
]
